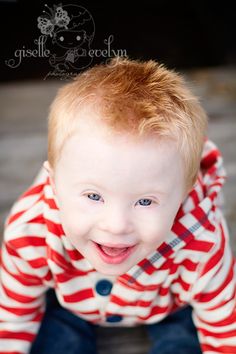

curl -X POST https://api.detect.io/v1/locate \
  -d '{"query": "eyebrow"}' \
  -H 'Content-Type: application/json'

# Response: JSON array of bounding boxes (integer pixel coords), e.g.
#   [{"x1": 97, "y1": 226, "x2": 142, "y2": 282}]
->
[{"x1": 74, "y1": 182, "x2": 168, "y2": 196}]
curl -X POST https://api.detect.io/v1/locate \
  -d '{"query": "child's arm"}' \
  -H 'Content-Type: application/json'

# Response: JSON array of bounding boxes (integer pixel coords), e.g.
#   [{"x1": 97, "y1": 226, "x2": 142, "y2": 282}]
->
[
  {"x1": 0, "y1": 238, "x2": 48, "y2": 354},
  {"x1": 0, "y1": 168, "x2": 50, "y2": 354},
  {"x1": 190, "y1": 216, "x2": 236, "y2": 353}
]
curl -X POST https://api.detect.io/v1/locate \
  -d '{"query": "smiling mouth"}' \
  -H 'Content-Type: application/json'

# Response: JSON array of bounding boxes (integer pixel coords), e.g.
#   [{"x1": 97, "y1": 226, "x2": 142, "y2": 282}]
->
[{"x1": 93, "y1": 242, "x2": 137, "y2": 264}]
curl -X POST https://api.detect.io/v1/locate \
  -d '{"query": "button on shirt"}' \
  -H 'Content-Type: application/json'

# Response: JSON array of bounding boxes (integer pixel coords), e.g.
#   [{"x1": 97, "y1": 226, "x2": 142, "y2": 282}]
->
[
  {"x1": 95, "y1": 279, "x2": 113, "y2": 296},
  {"x1": 106, "y1": 315, "x2": 123, "y2": 323},
  {"x1": 95, "y1": 279, "x2": 123, "y2": 323},
  {"x1": 89, "y1": 272, "x2": 116, "y2": 319}
]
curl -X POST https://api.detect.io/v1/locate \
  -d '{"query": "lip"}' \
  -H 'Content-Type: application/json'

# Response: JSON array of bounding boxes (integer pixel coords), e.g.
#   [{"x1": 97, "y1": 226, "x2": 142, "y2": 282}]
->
[
  {"x1": 97, "y1": 242, "x2": 135, "y2": 248},
  {"x1": 92, "y1": 241, "x2": 137, "y2": 264}
]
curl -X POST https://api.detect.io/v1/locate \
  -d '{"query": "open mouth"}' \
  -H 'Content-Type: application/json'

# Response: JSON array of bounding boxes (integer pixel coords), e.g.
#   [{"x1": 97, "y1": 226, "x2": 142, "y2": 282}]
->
[{"x1": 93, "y1": 242, "x2": 137, "y2": 264}]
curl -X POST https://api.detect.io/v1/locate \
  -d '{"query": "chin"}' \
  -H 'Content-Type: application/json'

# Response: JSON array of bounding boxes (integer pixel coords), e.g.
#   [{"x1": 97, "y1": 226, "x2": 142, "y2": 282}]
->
[
  {"x1": 91, "y1": 256, "x2": 138, "y2": 276},
  {"x1": 93, "y1": 262, "x2": 128, "y2": 276}
]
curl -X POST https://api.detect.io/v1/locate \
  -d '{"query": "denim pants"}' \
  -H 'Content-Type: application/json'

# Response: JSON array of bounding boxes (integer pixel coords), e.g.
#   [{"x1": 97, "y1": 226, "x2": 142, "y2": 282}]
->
[{"x1": 30, "y1": 289, "x2": 202, "y2": 354}]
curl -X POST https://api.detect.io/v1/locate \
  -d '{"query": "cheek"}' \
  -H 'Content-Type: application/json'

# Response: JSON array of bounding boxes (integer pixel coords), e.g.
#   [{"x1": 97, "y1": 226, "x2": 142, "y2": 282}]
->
[
  {"x1": 56, "y1": 199, "x2": 82, "y2": 236},
  {"x1": 56, "y1": 196, "x2": 96, "y2": 241},
  {"x1": 58, "y1": 209, "x2": 78, "y2": 238},
  {"x1": 138, "y1": 207, "x2": 178, "y2": 244},
  {"x1": 141, "y1": 222, "x2": 170, "y2": 245}
]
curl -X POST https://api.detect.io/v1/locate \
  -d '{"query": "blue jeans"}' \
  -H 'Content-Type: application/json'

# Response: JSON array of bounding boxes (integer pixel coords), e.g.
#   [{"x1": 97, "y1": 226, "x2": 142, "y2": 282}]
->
[
  {"x1": 146, "y1": 306, "x2": 202, "y2": 354},
  {"x1": 30, "y1": 289, "x2": 202, "y2": 354}
]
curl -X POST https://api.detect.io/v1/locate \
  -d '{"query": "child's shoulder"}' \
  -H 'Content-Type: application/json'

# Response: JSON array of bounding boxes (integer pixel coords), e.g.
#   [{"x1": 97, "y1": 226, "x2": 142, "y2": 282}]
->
[
  {"x1": 174, "y1": 212, "x2": 230, "y2": 270},
  {"x1": 3, "y1": 166, "x2": 48, "y2": 244}
]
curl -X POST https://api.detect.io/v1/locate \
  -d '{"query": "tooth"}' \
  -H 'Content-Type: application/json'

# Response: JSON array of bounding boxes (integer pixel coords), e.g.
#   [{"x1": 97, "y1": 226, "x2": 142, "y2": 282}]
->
[{"x1": 101, "y1": 245, "x2": 127, "y2": 256}]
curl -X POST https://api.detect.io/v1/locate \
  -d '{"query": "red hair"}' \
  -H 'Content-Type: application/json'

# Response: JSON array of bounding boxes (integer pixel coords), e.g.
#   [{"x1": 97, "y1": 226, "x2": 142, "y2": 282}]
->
[{"x1": 48, "y1": 57, "x2": 207, "y2": 190}]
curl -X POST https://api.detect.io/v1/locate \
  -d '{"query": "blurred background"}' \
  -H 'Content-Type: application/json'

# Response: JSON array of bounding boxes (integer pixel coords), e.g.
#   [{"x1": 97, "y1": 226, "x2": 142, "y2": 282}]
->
[{"x1": 0, "y1": 0, "x2": 236, "y2": 248}]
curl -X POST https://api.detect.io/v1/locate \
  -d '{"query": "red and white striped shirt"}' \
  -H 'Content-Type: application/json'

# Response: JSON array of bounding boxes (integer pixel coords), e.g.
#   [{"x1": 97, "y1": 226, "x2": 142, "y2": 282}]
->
[{"x1": 0, "y1": 140, "x2": 236, "y2": 353}]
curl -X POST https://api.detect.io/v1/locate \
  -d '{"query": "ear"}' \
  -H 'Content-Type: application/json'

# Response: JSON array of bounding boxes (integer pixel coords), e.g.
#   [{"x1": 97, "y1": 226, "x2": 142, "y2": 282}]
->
[{"x1": 43, "y1": 161, "x2": 57, "y2": 195}]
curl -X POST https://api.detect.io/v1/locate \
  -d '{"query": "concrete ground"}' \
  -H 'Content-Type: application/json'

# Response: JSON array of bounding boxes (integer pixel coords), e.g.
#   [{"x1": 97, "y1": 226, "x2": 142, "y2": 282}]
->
[{"x1": 0, "y1": 66, "x2": 236, "y2": 353}]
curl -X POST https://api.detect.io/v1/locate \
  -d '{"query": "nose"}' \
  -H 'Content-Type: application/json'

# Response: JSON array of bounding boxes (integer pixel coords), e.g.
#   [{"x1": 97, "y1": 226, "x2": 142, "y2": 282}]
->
[{"x1": 98, "y1": 205, "x2": 133, "y2": 236}]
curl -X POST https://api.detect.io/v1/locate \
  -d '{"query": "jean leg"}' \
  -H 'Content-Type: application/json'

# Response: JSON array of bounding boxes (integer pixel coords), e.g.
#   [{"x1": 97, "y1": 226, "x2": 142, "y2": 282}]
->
[
  {"x1": 30, "y1": 289, "x2": 97, "y2": 354},
  {"x1": 146, "y1": 306, "x2": 202, "y2": 354}
]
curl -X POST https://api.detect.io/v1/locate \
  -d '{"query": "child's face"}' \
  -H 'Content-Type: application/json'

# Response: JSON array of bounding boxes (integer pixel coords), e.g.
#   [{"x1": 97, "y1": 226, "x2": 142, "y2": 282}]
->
[{"x1": 47, "y1": 109, "x2": 186, "y2": 276}]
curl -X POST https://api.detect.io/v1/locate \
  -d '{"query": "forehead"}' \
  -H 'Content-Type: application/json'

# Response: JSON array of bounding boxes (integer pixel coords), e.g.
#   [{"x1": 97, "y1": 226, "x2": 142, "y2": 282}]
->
[{"x1": 55, "y1": 109, "x2": 184, "y2": 191}]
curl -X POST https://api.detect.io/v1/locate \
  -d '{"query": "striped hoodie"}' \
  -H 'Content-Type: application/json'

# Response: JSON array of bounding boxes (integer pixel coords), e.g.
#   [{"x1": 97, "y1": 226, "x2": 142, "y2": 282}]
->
[{"x1": 0, "y1": 140, "x2": 236, "y2": 354}]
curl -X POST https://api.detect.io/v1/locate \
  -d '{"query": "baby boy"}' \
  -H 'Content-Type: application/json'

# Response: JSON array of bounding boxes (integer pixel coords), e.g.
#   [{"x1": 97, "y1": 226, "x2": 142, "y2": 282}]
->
[{"x1": 0, "y1": 57, "x2": 235, "y2": 354}]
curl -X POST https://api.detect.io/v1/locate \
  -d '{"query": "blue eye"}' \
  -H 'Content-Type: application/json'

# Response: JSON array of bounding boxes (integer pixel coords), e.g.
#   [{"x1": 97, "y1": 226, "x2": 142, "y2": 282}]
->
[
  {"x1": 137, "y1": 199, "x2": 152, "y2": 206},
  {"x1": 87, "y1": 193, "x2": 101, "y2": 201}
]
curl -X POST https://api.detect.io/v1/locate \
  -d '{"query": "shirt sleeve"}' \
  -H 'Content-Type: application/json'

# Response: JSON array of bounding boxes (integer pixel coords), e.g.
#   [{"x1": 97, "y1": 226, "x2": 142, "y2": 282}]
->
[
  {"x1": 0, "y1": 239, "x2": 48, "y2": 354},
  {"x1": 190, "y1": 217, "x2": 236, "y2": 353}
]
